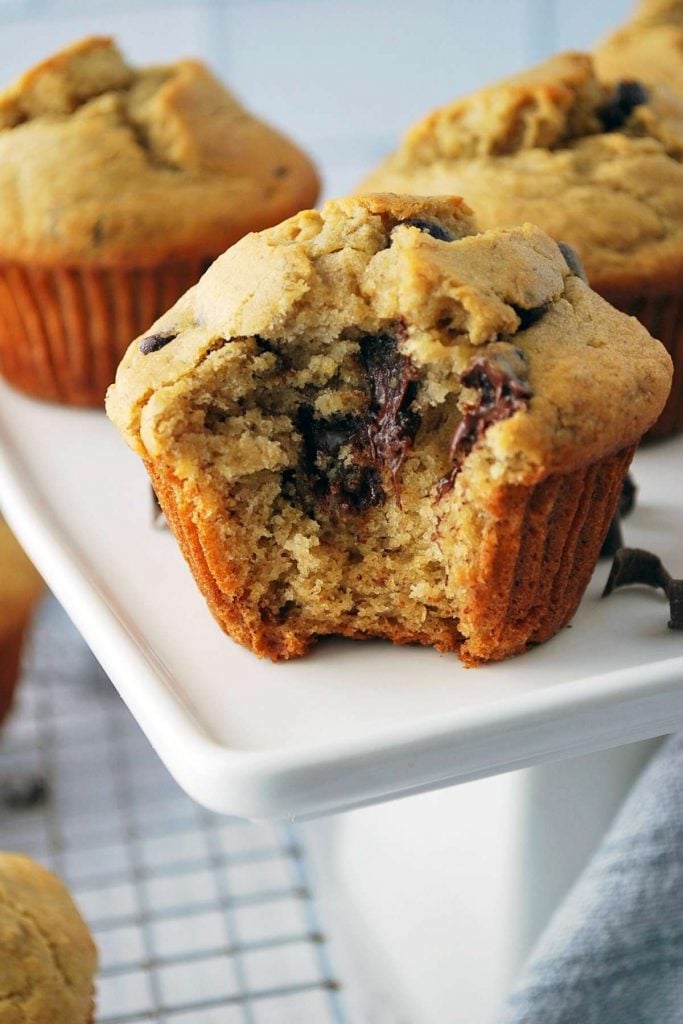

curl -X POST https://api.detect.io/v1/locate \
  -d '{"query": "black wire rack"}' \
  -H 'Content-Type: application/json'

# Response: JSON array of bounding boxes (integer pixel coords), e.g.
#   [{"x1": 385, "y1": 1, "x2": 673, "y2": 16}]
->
[{"x1": 0, "y1": 599, "x2": 348, "y2": 1023}]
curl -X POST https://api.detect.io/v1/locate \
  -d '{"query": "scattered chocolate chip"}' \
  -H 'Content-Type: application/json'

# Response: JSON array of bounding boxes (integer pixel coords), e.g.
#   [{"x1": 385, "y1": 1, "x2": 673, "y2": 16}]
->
[
  {"x1": 603, "y1": 547, "x2": 683, "y2": 629},
  {"x1": 511, "y1": 302, "x2": 550, "y2": 331},
  {"x1": 600, "y1": 515, "x2": 624, "y2": 559},
  {"x1": 150, "y1": 485, "x2": 167, "y2": 529},
  {"x1": 273, "y1": 165, "x2": 290, "y2": 178},
  {"x1": 619, "y1": 473, "x2": 637, "y2": 519},
  {"x1": 437, "y1": 354, "x2": 532, "y2": 497},
  {"x1": 139, "y1": 332, "x2": 177, "y2": 355},
  {"x1": 597, "y1": 80, "x2": 649, "y2": 132},
  {"x1": 558, "y1": 242, "x2": 588, "y2": 283},
  {"x1": 1, "y1": 774, "x2": 49, "y2": 810},
  {"x1": 599, "y1": 474, "x2": 637, "y2": 559},
  {"x1": 398, "y1": 218, "x2": 454, "y2": 242}
]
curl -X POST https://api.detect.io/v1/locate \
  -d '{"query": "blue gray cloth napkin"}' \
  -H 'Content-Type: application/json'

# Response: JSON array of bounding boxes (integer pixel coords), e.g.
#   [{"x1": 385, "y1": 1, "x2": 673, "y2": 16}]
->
[{"x1": 498, "y1": 733, "x2": 683, "y2": 1024}]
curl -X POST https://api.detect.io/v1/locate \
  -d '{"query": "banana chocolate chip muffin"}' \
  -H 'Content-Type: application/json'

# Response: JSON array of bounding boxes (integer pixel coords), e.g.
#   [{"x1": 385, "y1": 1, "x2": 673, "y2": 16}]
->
[
  {"x1": 0, "y1": 853, "x2": 97, "y2": 1023},
  {"x1": 596, "y1": 0, "x2": 683, "y2": 98},
  {"x1": 360, "y1": 53, "x2": 683, "y2": 438},
  {"x1": 106, "y1": 194, "x2": 671, "y2": 665},
  {"x1": 0, "y1": 36, "x2": 319, "y2": 406}
]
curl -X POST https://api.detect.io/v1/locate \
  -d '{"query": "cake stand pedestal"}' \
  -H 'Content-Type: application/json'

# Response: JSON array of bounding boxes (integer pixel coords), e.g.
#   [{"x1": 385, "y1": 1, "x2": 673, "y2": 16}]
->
[{"x1": 303, "y1": 737, "x2": 660, "y2": 1024}]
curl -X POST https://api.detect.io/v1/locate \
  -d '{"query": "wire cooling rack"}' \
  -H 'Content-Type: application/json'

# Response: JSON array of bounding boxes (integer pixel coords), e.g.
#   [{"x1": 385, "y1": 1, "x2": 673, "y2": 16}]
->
[{"x1": 0, "y1": 597, "x2": 348, "y2": 1023}]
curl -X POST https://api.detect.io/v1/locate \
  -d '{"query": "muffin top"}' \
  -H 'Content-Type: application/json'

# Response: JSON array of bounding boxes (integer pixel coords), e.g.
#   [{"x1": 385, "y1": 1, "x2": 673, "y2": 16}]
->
[
  {"x1": 0, "y1": 853, "x2": 97, "y2": 1023},
  {"x1": 107, "y1": 193, "x2": 671, "y2": 490},
  {"x1": 596, "y1": 1, "x2": 683, "y2": 98},
  {"x1": 0, "y1": 521, "x2": 42, "y2": 641},
  {"x1": 0, "y1": 36, "x2": 319, "y2": 266},
  {"x1": 359, "y1": 53, "x2": 683, "y2": 294}
]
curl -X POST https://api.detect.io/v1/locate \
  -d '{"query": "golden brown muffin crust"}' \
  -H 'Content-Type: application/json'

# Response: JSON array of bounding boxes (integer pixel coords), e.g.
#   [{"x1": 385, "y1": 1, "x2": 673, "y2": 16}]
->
[
  {"x1": 108, "y1": 192, "x2": 671, "y2": 476},
  {"x1": 0, "y1": 853, "x2": 97, "y2": 1023},
  {"x1": 596, "y1": 1, "x2": 683, "y2": 97},
  {"x1": 359, "y1": 53, "x2": 683, "y2": 294},
  {"x1": 0, "y1": 37, "x2": 319, "y2": 265},
  {"x1": 106, "y1": 195, "x2": 672, "y2": 664}
]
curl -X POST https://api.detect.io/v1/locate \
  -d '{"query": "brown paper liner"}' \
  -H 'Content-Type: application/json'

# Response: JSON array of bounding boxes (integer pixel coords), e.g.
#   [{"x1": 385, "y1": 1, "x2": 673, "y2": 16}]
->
[
  {"x1": 144, "y1": 444, "x2": 635, "y2": 665},
  {"x1": 455, "y1": 444, "x2": 635, "y2": 664},
  {"x1": 0, "y1": 259, "x2": 209, "y2": 407},
  {"x1": 599, "y1": 288, "x2": 683, "y2": 441},
  {"x1": 0, "y1": 621, "x2": 27, "y2": 725}
]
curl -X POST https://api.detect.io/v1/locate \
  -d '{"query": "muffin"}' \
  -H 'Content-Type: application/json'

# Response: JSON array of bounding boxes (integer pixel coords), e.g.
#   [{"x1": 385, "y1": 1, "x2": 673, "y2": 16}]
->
[
  {"x1": 106, "y1": 194, "x2": 671, "y2": 665},
  {"x1": 0, "y1": 853, "x2": 97, "y2": 1023},
  {"x1": 0, "y1": 520, "x2": 42, "y2": 725},
  {"x1": 359, "y1": 53, "x2": 683, "y2": 438},
  {"x1": 596, "y1": 1, "x2": 683, "y2": 97},
  {"x1": 0, "y1": 36, "x2": 319, "y2": 406}
]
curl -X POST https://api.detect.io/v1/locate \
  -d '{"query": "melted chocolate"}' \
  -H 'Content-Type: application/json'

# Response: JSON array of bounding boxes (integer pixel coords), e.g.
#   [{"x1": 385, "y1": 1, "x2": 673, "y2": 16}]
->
[
  {"x1": 511, "y1": 302, "x2": 549, "y2": 331},
  {"x1": 360, "y1": 331, "x2": 421, "y2": 499},
  {"x1": 139, "y1": 331, "x2": 177, "y2": 355},
  {"x1": 293, "y1": 331, "x2": 421, "y2": 515},
  {"x1": 597, "y1": 80, "x2": 648, "y2": 132},
  {"x1": 603, "y1": 547, "x2": 683, "y2": 630},
  {"x1": 437, "y1": 355, "x2": 532, "y2": 497}
]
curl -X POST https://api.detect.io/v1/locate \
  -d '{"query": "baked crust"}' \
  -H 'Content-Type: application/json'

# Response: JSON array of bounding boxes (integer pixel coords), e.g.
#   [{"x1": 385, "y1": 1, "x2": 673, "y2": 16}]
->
[
  {"x1": 0, "y1": 853, "x2": 97, "y2": 1022},
  {"x1": 359, "y1": 53, "x2": 683, "y2": 295},
  {"x1": 596, "y1": 1, "x2": 683, "y2": 99},
  {"x1": 107, "y1": 194, "x2": 672, "y2": 663},
  {"x1": 0, "y1": 37, "x2": 320, "y2": 265}
]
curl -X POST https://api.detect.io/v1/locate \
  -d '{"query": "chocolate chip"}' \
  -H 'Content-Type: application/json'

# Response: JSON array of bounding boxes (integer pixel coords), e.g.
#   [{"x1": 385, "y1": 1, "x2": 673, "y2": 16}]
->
[
  {"x1": 1, "y1": 775, "x2": 49, "y2": 810},
  {"x1": 150, "y1": 485, "x2": 167, "y2": 529},
  {"x1": 600, "y1": 515, "x2": 624, "y2": 559},
  {"x1": 619, "y1": 473, "x2": 637, "y2": 519},
  {"x1": 558, "y1": 242, "x2": 588, "y2": 283},
  {"x1": 437, "y1": 354, "x2": 532, "y2": 497},
  {"x1": 597, "y1": 80, "x2": 649, "y2": 132},
  {"x1": 139, "y1": 332, "x2": 177, "y2": 355},
  {"x1": 603, "y1": 547, "x2": 683, "y2": 629},
  {"x1": 600, "y1": 474, "x2": 637, "y2": 558},
  {"x1": 511, "y1": 302, "x2": 550, "y2": 331},
  {"x1": 398, "y1": 218, "x2": 454, "y2": 242}
]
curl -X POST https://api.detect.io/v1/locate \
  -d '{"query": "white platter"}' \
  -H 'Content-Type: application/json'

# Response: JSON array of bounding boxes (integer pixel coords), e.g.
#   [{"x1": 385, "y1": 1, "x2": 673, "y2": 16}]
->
[{"x1": 0, "y1": 378, "x2": 682, "y2": 821}]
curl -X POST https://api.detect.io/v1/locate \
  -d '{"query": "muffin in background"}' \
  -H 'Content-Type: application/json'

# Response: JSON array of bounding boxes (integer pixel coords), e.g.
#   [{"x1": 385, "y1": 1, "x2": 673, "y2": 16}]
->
[
  {"x1": 0, "y1": 36, "x2": 319, "y2": 407},
  {"x1": 0, "y1": 520, "x2": 42, "y2": 725},
  {"x1": 596, "y1": 0, "x2": 683, "y2": 97},
  {"x1": 359, "y1": 53, "x2": 683, "y2": 438},
  {"x1": 0, "y1": 852, "x2": 97, "y2": 1022},
  {"x1": 106, "y1": 193, "x2": 671, "y2": 665}
]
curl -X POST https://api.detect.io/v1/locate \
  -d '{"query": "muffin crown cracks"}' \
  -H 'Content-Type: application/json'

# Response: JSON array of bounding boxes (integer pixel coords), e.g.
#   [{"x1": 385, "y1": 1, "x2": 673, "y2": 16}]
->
[{"x1": 0, "y1": 36, "x2": 319, "y2": 264}]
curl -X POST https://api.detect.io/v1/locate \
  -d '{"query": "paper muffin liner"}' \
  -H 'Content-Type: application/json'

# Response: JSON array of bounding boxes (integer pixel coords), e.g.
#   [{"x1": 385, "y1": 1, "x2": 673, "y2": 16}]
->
[
  {"x1": 143, "y1": 443, "x2": 635, "y2": 665},
  {"x1": 0, "y1": 622, "x2": 26, "y2": 725},
  {"x1": 0, "y1": 259, "x2": 209, "y2": 407},
  {"x1": 454, "y1": 444, "x2": 635, "y2": 664},
  {"x1": 599, "y1": 288, "x2": 683, "y2": 441}
]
